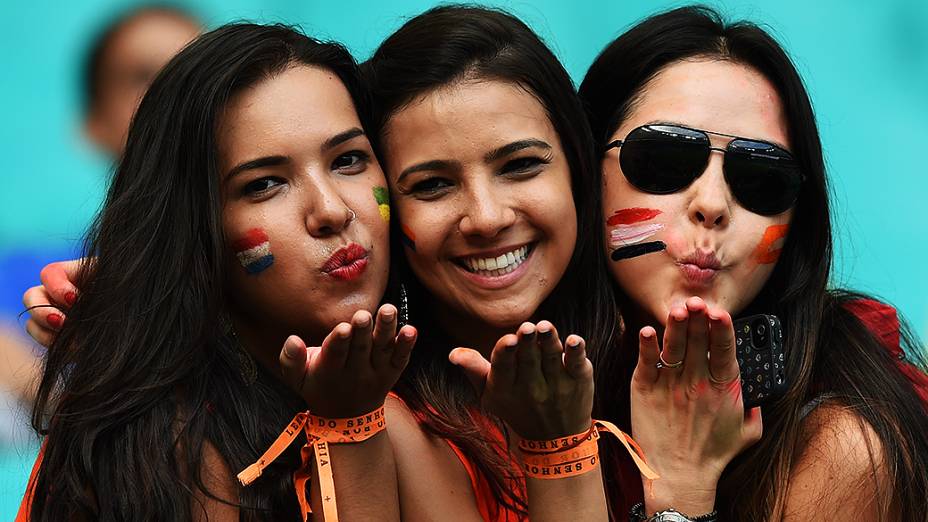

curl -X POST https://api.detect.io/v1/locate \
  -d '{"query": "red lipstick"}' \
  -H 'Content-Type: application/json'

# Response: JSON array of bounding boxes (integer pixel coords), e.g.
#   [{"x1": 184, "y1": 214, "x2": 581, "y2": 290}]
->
[{"x1": 322, "y1": 243, "x2": 369, "y2": 281}]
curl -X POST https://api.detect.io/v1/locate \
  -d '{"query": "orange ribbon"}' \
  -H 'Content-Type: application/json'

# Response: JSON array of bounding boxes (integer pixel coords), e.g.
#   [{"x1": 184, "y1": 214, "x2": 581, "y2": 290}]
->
[
  {"x1": 517, "y1": 420, "x2": 658, "y2": 481},
  {"x1": 237, "y1": 406, "x2": 386, "y2": 522}
]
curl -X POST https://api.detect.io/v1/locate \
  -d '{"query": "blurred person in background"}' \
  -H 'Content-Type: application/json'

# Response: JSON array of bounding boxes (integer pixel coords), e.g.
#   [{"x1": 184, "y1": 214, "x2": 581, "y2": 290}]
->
[
  {"x1": 0, "y1": 5, "x2": 201, "y2": 434},
  {"x1": 83, "y1": 4, "x2": 202, "y2": 157}
]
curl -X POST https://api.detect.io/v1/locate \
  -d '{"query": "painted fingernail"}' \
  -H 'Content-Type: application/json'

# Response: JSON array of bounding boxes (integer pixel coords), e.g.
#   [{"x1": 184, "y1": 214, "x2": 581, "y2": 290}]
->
[
  {"x1": 64, "y1": 291, "x2": 76, "y2": 306},
  {"x1": 47, "y1": 313, "x2": 63, "y2": 329}
]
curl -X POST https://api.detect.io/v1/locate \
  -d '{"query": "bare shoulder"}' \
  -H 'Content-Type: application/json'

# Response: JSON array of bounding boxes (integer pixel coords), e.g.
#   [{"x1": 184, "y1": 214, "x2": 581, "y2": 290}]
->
[
  {"x1": 785, "y1": 403, "x2": 893, "y2": 520},
  {"x1": 385, "y1": 395, "x2": 484, "y2": 521}
]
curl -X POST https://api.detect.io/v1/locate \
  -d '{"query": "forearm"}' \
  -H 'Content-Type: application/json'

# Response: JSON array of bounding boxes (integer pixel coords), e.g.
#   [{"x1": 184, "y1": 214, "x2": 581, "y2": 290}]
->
[
  {"x1": 526, "y1": 465, "x2": 608, "y2": 522},
  {"x1": 311, "y1": 430, "x2": 399, "y2": 521}
]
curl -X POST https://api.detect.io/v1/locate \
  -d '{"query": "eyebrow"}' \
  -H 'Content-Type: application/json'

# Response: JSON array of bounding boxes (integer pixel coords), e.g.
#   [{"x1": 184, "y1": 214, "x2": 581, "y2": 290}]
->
[
  {"x1": 225, "y1": 155, "x2": 289, "y2": 180},
  {"x1": 322, "y1": 127, "x2": 365, "y2": 151},
  {"x1": 225, "y1": 127, "x2": 367, "y2": 180},
  {"x1": 397, "y1": 159, "x2": 460, "y2": 184},
  {"x1": 396, "y1": 138, "x2": 552, "y2": 184},
  {"x1": 484, "y1": 139, "x2": 552, "y2": 163}
]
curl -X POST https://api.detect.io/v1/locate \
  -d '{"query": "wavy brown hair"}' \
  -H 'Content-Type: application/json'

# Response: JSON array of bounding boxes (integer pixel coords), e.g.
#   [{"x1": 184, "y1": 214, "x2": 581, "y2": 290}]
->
[{"x1": 30, "y1": 23, "x2": 372, "y2": 521}]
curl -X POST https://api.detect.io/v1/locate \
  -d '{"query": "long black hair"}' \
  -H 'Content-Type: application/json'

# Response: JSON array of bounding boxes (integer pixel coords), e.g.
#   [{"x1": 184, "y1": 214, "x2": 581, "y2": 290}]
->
[
  {"x1": 363, "y1": 5, "x2": 620, "y2": 516},
  {"x1": 580, "y1": 6, "x2": 928, "y2": 520},
  {"x1": 30, "y1": 23, "x2": 371, "y2": 521}
]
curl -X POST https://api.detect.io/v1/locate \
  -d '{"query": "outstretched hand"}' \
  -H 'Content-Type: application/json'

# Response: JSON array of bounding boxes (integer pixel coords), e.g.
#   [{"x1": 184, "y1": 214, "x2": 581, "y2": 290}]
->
[
  {"x1": 450, "y1": 320, "x2": 593, "y2": 440},
  {"x1": 278, "y1": 304, "x2": 416, "y2": 418}
]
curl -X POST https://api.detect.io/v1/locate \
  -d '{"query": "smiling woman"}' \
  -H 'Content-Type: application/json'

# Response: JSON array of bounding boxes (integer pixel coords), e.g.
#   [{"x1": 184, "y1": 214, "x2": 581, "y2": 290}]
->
[{"x1": 363, "y1": 5, "x2": 624, "y2": 520}]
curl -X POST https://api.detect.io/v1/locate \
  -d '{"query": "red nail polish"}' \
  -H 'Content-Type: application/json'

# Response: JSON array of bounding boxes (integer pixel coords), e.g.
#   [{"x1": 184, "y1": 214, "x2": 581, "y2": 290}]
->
[
  {"x1": 47, "y1": 313, "x2": 63, "y2": 329},
  {"x1": 64, "y1": 291, "x2": 76, "y2": 306}
]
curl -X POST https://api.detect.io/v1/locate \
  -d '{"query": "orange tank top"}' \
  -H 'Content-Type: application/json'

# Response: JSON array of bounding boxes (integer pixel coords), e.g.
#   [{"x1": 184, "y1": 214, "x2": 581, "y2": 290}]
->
[{"x1": 389, "y1": 392, "x2": 526, "y2": 521}]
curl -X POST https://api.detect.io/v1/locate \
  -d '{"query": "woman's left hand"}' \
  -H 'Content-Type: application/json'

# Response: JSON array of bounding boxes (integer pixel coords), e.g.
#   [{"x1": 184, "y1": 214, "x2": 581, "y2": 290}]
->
[
  {"x1": 450, "y1": 320, "x2": 593, "y2": 440},
  {"x1": 631, "y1": 296, "x2": 763, "y2": 514},
  {"x1": 277, "y1": 304, "x2": 416, "y2": 418}
]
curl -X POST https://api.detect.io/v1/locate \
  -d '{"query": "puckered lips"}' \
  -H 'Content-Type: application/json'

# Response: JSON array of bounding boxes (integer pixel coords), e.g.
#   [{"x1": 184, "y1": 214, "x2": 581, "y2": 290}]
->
[
  {"x1": 322, "y1": 243, "x2": 369, "y2": 281},
  {"x1": 677, "y1": 250, "x2": 722, "y2": 287}
]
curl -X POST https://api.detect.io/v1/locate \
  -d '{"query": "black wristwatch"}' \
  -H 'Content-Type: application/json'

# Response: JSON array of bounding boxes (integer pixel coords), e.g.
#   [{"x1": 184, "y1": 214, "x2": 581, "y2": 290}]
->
[{"x1": 629, "y1": 502, "x2": 718, "y2": 522}]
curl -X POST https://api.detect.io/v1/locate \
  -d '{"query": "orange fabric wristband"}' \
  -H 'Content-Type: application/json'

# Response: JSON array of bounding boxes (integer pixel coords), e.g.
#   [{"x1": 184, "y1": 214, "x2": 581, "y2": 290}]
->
[
  {"x1": 517, "y1": 420, "x2": 659, "y2": 481},
  {"x1": 237, "y1": 406, "x2": 387, "y2": 522}
]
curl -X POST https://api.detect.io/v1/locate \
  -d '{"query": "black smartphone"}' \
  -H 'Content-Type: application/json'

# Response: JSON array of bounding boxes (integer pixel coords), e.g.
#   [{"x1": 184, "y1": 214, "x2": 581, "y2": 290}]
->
[{"x1": 732, "y1": 314, "x2": 786, "y2": 408}]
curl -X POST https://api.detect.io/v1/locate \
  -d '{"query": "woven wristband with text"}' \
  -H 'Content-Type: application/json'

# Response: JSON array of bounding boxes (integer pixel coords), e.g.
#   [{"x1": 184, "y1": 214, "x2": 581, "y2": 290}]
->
[
  {"x1": 237, "y1": 406, "x2": 386, "y2": 522},
  {"x1": 517, "y1": 419, "x2": 658, "y2": 481}
]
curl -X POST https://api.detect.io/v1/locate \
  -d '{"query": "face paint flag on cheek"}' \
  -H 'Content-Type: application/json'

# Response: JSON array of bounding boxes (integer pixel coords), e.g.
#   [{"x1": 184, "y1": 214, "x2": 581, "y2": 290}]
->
[
  {"x1": 607, "y1": 207, "x2": 666, "y2": 261},
  {"x1": 752, "y1": 224, "x2": 789, "y2": 264},
  {"x1": 611, "y1": 241, "x2": 667, "y2": 261},
  {"x1": 400, "y1": 223, "x2": 416, "y2": 252},
  {"x1": 232, "y1": 228, "x2": 275, "y2": 275},
  {"x1": 373, "y1": 186, "x2": 390, "y2": 222}
]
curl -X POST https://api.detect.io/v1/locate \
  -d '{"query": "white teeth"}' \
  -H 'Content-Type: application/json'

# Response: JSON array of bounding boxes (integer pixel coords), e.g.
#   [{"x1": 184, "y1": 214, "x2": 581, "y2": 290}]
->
[{"x1": 460, "y1": 245, "x2": 532, "y2": 276}]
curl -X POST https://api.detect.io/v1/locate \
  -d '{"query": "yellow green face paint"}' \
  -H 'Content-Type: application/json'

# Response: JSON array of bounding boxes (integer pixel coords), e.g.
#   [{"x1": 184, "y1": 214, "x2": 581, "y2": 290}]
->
[{"x1": 372, "y1": 186, "x2": 390, "y2": 222}]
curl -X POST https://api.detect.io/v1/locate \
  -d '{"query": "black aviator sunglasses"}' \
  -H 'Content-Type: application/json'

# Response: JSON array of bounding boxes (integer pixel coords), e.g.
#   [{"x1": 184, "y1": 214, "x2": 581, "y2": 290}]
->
[{"x1": 605, "y1": 124, "x2": 804, "y2": 216}]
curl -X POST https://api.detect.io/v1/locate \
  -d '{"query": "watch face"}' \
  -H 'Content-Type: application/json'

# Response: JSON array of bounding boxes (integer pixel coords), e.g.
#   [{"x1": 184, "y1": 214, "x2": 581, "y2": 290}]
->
[{"x1": 655, "y1": 512, "x2": 691, "y2": 522}]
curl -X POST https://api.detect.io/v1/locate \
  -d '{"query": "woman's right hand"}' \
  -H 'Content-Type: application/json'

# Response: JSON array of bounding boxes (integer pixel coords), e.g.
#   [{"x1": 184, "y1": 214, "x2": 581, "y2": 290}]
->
[
  {"x1": 277, "y1": 304, "x2": 416, "y2": 418},
  {"x1": 630, "y1": 296, "x2": 762, "y2": 516},
  {"x1": 22, "y1": 259, "x2": 82, "y2": 347}
]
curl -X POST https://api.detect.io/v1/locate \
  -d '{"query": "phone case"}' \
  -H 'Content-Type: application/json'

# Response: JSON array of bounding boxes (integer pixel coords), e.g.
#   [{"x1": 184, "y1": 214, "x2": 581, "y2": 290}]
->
[{"x1": 733, "y1": 314, "x2": 787, "y2": 408}]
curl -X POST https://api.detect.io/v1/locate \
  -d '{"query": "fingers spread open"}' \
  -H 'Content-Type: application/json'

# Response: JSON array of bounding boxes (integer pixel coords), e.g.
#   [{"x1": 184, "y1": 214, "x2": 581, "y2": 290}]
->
[
  {"x1": 707, "y1": 308, "x2": 740, "y2": 386},
  {"x1": 345, "y1": 310, "x2": 374, "y2": 369}
]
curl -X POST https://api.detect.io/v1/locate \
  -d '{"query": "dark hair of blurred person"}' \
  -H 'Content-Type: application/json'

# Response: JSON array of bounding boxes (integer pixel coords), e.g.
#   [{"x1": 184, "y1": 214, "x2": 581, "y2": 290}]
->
[{"x1": 82, "y1": 5, "x2": 201, "y2": 157}]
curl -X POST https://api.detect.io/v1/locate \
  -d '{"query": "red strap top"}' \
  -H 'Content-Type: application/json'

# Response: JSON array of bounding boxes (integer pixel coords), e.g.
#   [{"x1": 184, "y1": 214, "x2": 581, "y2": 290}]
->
[
  {"x1": 388, "y1": 392, "x2": 525, "y2": 521},
  {"x1": 845, "y1": 298, "x2": 928, "y2": 404}
]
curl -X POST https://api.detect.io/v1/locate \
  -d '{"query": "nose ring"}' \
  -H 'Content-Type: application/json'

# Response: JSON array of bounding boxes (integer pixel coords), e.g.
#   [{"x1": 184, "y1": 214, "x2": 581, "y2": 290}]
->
[{"x1": 346, "y1": 209, "x2": 356, "y2": 223}]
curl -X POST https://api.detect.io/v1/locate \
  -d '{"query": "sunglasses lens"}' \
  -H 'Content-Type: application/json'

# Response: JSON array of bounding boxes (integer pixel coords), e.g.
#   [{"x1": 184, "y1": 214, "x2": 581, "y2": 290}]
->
[
  {"x1": 726, "y1": 140, "x2": 803, "y2": 215},
  {"x1": 619, "y1": 125, "x2": 709, "y2": 194}
]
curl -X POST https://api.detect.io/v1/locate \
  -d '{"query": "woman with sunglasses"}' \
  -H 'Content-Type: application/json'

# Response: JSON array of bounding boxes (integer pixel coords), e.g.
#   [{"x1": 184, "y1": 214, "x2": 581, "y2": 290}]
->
[{"x1": 580, "y1": 6, "x2": 928, "y2": 521}]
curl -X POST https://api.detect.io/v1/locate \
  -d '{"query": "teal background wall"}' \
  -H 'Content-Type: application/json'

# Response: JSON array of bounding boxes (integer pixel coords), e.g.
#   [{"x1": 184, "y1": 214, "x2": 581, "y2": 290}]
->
[{"x1": 0, "y1": 0, "x2": 926, "y2": 516}]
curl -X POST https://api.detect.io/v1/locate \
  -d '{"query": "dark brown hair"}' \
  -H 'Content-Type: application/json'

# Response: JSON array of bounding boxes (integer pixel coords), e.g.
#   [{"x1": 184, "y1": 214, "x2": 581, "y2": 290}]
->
[{"x1": 364, "y1": 5, "x2": 620, "y2": 517}]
